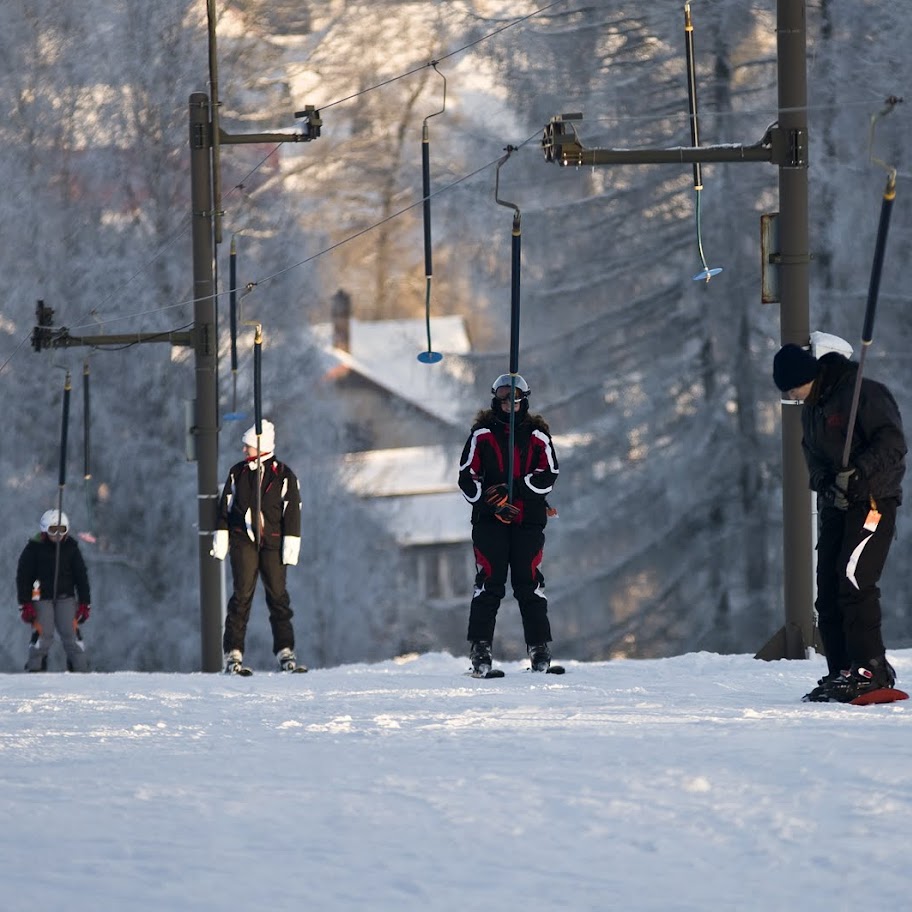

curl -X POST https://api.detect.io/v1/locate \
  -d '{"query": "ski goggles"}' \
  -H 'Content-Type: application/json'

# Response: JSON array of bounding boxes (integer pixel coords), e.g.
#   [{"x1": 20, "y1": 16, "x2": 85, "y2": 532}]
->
[
  {"x1": 494, "y1": 386, "x2": 528, "y2": 401},
  {"x1": 47, "y1": 525, "x2": 67, "y2": 535}
]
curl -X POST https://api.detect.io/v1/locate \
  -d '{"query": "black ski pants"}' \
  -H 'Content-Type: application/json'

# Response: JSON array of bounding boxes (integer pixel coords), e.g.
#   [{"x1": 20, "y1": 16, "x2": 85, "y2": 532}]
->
[
  {"x1": 816, "y1": 498, "x2": 897, "y2": 674},
  {"x1": 467, "y1": 520, "x2": 551, "y2": 647},
  {"x1": 223, "y1": 540, "x2": 294, "y2": 655}
]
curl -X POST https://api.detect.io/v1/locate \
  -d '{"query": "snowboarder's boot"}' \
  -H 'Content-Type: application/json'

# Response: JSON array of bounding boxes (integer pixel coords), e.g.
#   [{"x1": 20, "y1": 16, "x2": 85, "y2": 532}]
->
[
  {"x1": 802, "y1": 670, "x2": 843, "y2": 703},
  {"x1": 224, "y1": 649, "x2": 245, "y2": 675},
  {"x1": 820, "y1": 657, "x2": 894, "y2": 703},
  {"x1": 277, "y1": 647, "x2": 301, "y2": 673},
  {"x1": 470, "y1": 640, "x2": 493, "y2": 676},
  {"x1": 528, "y1": 642, "x2": 552, "y2": 672}
]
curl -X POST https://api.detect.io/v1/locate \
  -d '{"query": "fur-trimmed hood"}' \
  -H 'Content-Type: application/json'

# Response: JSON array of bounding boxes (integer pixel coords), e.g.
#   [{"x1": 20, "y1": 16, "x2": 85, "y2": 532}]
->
[{"x1": 471, "y1": 409, "x2": 550, "y2": 435}]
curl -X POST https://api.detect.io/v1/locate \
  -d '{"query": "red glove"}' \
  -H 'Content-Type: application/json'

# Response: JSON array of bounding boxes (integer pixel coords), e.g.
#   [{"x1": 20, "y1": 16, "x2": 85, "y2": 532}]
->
[
  {"x1": 494, "y1": 503, "x2": 520, "y2": 524},
  {"x1": 76, "y1": 603, "x2": 91, "y2": 624},
  {"x1": 20, "y1": 603, "x2": 36, "y2": 624},
  {"x1": 484, "y1": 484, "x2": 509, "y2": 508}
]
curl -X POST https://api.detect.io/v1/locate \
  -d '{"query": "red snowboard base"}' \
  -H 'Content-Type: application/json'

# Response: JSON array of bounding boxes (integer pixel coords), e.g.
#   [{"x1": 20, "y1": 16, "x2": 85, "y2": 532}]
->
[{"x1": 850, "y1": 687, "x2": 909, "y2": 706}]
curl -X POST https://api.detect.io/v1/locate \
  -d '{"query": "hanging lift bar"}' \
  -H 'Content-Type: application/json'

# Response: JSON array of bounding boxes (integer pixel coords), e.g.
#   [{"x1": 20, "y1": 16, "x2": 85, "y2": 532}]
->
[
  {"x1": 494, "y1": 146, "x2": 523, "y2": 503},
  {"x1": 840, "y1": 96, "x2": 902, "y2": 470},
  {"x1": 417, "y1": 63, "x2": 446, "y2": 364},
  {"x1": 684, "y1": 2, "x2": 722, "y2": 282},
  {"x1": 51, "y1": 370, "x2": 72, "y2": 607}
]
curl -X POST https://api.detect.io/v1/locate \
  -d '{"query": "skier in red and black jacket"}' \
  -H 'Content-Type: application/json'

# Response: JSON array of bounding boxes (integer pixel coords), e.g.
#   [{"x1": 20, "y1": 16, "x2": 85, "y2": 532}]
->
[
  {"x1": 457, "y1": 374, "x2": 559, "y2": 675},
  {"x1": 211, "y1": 420, "x2": 303, "y2": 674},
  {"x1": 773, "y1": 343, "x2": 906, "y2": 702}
]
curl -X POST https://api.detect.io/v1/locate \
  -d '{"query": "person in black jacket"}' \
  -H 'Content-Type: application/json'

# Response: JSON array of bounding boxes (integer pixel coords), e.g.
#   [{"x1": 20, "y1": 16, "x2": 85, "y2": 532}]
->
[
  {"x1": 457, "y1": 374, "x2": 560, "y2": 674},
  {"x1": 16, "y1": 509, "x2": 91, "y2": 672},
  {"x1": 773, "y1": 343, "x2": 906, "y2": 702},
  {"x1": 211, "y1": 420, "x2": 303, "y2": 673}
]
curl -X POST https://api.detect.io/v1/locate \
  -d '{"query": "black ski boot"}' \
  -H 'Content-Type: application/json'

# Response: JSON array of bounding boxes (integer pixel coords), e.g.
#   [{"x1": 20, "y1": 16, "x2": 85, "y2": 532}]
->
[
  {"x1": 470, "y1": 641, "x2": 493, "y2": 676},
  {"x1": 528, "y1": 643, "x2": 551, "y2": 673},
  {"x1": 802, "y1": 670, "x2": 844, "y2": 703},
  {"x1": 819, "y1": 658, "x2": 894, "y2": 703}
]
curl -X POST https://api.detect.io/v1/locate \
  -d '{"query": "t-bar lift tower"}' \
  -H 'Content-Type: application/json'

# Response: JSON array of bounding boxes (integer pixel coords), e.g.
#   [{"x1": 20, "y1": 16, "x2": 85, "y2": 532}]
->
[{"x1": 541, "y1": 0, "x2": 814, "y2": 659}]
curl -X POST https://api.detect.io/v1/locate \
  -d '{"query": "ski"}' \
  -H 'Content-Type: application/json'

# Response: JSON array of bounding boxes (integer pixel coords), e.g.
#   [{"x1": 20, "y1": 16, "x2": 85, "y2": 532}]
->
[
  {"x1": 225, "y1": 666, "x2": 254, "y2": 677},
  {"x1": 526, "y1": 664, "x2": 566, "y2": 675},
  {"x1": 283, "y1": 665, "x2": 308, "y2": 674},
  {"x1": 466, "y1": 668, "x2": 505, "y2": 679}
]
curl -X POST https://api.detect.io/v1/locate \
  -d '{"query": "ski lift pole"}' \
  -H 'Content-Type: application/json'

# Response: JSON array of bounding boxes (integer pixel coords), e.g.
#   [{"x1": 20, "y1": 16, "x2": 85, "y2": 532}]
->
[
  {"x1": 684, "y1": 2, "x2": 722, "y2": 282},
  {"x1": 53, "y1": 370, "x2": 72, "y2": 605},
  {"x1": 417, "y1": 63, "x2": 446, "y2": 365},
  {"x1": 841, "y1": 97, "x2": 901, "y2": 469},
  {"x1": 495, "y1": 146, "x2": 522, "y2": 500}
]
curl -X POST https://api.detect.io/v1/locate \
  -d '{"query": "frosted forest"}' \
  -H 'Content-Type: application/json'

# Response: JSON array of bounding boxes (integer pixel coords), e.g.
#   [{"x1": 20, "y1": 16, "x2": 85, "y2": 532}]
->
[{"x1": 1, "y1": 0, "x2": 910, "y2": 672}]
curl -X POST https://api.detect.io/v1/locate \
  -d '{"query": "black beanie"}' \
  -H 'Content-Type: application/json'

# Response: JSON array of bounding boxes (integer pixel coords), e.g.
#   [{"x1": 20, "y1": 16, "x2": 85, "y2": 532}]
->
[{"x1": 773, "y1": 343, "x2": 819, "y2": 392}]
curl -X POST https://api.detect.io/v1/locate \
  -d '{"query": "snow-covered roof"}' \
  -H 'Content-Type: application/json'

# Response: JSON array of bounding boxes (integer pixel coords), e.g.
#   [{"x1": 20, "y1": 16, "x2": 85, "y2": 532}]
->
[
  {"x1": 368, "y1": 493, "x2": 471, "y2": 547},
  {"x1": 342, "y1": 445, "x2": 458, "y2": 496},
  {"x1": 342, "y1": 446, "x2": 469, "y2": 546},
  {"x1": 312, "y1": 316, "x2": 473, "y2": 426}
]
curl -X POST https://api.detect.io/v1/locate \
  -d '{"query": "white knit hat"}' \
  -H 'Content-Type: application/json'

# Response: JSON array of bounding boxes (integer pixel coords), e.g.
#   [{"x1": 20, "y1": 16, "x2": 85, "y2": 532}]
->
[{"x1": 242, "y1": 419, "x2": 275, "y2": 454}]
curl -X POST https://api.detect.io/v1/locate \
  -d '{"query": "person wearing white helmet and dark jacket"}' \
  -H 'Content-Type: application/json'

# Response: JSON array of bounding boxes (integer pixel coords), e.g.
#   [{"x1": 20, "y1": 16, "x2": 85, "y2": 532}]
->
[
  {"x1": 773, "y1": 343, "x2": 906, "y2": 702},
  {"x1": 211, "y1": 420, "x2": 304, "y2": 674},
  {"x1": 457, "y1": 374, "x2": 560, "y2": 675},
  {"x1": 16, "y1": 509, "x2": 91, "y2": 672}
]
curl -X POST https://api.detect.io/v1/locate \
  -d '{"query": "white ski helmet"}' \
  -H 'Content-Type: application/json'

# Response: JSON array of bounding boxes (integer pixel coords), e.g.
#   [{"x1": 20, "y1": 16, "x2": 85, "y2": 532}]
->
[
  {"x1": 40, "y1": 509, "x2": 69, "y2": 536},
  {"x1": 491, "y1": 373, "x2": 530, "y2": 399}
]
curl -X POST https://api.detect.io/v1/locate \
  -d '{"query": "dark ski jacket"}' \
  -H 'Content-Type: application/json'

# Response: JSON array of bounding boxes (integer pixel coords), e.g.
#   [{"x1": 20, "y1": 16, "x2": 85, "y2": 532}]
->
[
  {"x1": 458, "y1": 409, "x2": 559, "y2": 527},
  {"x1": 216, "y1": 456, "x2": 302, "y2": 549},
  {"x1": 802, "y1": 352, "x2": 906, "y2": 504},
  {"x1": 16, "y1": 534, "x2": 91, "y2": 605}
]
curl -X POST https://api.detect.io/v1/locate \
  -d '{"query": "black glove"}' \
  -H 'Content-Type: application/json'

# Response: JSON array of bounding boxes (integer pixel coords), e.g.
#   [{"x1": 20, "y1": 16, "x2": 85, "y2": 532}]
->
[
  {"x1": 483, "y1": 484, "x2": 509, "y2": 508},
  {"x1": 494, "y1": 502, "x2": 520, "y2": 524},
  {"x1": 834, "y1": 466, "x2": 868, "y2": 509}
]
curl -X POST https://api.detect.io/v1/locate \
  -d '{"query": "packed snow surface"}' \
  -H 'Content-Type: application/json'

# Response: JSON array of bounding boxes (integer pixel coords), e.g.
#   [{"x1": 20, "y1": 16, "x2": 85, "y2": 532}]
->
[{"x1": 2, "y1": 650, "x2": 909, "y2": 911}]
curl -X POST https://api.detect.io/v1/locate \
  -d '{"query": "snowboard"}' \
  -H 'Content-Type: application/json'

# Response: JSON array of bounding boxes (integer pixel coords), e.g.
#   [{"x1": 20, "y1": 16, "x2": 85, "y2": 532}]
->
[{"x1": 849, "y1": 687, "x2": 908, "y2": 706}]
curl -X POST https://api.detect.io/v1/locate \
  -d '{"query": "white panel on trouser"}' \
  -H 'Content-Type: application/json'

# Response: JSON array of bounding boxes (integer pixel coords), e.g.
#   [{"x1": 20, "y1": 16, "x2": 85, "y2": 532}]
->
[{"x1": 846, "y1": 533, "x2": 874, "y2": 591}]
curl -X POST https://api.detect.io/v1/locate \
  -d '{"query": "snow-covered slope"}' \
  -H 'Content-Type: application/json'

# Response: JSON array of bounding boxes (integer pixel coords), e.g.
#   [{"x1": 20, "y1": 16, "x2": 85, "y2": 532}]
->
[{"x1": 3, "y1": 650, "x2": 910, "y2": 911}]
